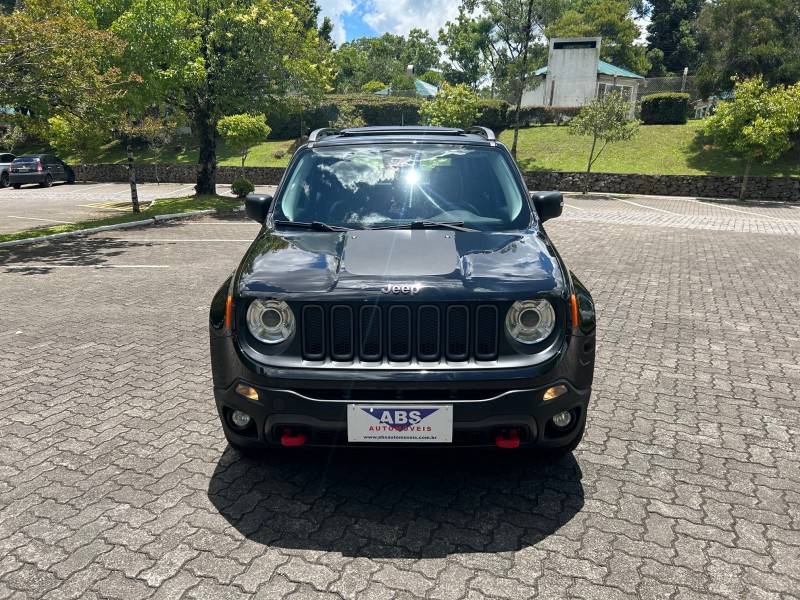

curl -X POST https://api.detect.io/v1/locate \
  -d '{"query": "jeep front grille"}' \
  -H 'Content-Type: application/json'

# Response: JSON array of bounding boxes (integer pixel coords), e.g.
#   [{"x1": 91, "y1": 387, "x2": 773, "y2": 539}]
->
[{"x1": 299, "y1": 303, "x2": 500, "y2": 364}]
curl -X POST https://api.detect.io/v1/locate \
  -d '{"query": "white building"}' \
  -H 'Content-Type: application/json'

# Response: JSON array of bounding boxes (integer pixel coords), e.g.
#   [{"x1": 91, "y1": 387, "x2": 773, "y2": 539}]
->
[{"x1": 521, "y1": 37, "x2": 643, "y2": 117}]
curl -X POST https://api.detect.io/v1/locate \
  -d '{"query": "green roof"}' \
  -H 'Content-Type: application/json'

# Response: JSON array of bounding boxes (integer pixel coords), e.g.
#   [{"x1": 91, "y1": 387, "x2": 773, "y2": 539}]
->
[{"x1": 534, "y1": 59, "x2": 644, "y2": 79}]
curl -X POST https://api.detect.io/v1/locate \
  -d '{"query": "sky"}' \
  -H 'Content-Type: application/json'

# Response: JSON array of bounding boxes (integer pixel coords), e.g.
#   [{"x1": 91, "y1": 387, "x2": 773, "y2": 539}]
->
[{"x1": 317, "y1": 0, "x2": 461, "y2": 46}]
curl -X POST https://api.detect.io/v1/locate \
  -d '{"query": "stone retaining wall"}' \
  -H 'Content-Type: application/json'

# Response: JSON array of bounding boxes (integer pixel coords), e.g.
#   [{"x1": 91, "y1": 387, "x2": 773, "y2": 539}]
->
[
  {"x1": 75, "y1": 163, "x2": 799, "y2": 201},
  {"x1": 74, "y1": 164, "x2": 286, "y2": 186},
  {"x1": 521, "y1": 171, "x2": 799, "y2": 202}
]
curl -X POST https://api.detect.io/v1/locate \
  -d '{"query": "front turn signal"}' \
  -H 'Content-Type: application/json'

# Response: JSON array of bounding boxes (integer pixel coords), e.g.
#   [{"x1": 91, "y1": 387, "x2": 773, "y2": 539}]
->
[
  {"x1": 235, "y1": 383, "x2": 259, "y2": 401},
  {"x1": 569, "y1": 293, "x2": 579, "y2": 328},
  {"x1": 224, "y1": 294, "x2": 234, "y2": 330},
  {"x1": 543, "y1": 384, "x2": 568, "y2": 402}
]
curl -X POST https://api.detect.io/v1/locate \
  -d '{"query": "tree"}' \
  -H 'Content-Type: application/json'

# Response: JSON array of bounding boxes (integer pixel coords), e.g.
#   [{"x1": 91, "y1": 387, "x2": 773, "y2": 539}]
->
[
  {"x1": 438, "y1": 8, "x2": 491, "y2": 88},
  {"x1": 466, "y1": 0, "x2": 563, "y2": 157},
  {"x1": 0, "y1": 2, "x2": 134, "y2": 122},
  {"x1": 0, "y1": 124, "x2": 25, "y2": 153},
  {"x1": 646, "y1": 0, "x2": 702, "y2": 76},
  {"x1": 704, "y1": 77, "x2": 800, "y2": 199},
  {"x1": 548, "y1": 0, "x2": 650, "y2": 75},
  {"x1": 47, "y1": 114, "x2": 106, "y2": 164},
  {"x1": 695, "y1": 0, "x2": 800, "y2": 97},
  {"x1": 333, "y1": 31, "x2": 441, "y2": 93},
  {"x1": 403, "y1": 29, "x2": 440, "y2": 74},
  {"x1": 217, "y1": 114, "x2": 271, "y2": 177},
  {"x1": 568, "y1": 91, "x2": 639, "y2": 194},
  {"x1": 123, "y1": 114, "x2": 176, "y2": 184},
  {"x1": 111, "y1": 0, "x2": 333, "y2": 195},
  {"x1": 420, "y1": 84, "x2": 481, "y2": 128}
]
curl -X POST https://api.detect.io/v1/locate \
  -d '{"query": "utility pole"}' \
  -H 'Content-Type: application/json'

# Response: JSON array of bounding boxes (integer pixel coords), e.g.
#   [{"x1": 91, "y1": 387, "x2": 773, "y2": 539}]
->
[
  {"x1": 681, "y1": 67, "x2": 688, "y2": 92},
  {"x1": 127, "y1": 145, "x2": 140, "y2": 214}
]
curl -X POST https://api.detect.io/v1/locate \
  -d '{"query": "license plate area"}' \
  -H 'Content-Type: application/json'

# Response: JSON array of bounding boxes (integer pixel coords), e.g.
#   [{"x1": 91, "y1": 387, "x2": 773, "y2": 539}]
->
[{"x1": 347, "y1": 404, "x2": 453, "y2": 443}]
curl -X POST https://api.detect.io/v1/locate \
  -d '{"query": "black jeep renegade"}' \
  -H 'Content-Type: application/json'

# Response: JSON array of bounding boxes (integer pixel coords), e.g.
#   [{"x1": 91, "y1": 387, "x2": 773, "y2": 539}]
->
[{"x1": 209, "y1": 126, "x2": 595, "y2": 454}]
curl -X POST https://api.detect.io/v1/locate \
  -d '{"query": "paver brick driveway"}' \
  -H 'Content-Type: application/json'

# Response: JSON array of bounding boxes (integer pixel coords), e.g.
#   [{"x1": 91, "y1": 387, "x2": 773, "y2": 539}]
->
[{"x1": 1, "y1": 194, "x2": 799, "y2": 599}]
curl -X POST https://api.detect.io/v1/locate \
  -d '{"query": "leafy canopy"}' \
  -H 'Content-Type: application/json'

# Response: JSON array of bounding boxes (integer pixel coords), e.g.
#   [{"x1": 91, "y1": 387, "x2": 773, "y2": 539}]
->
[
  {"x1": 420, "y1": 84, "x2": 481, "y2": 129},
  {"x1": 695, "y1": 0, "x2": 800, "y2": 96},
  {"x1": 704, "y1": 77, "x2": 800, "y2": 163}
]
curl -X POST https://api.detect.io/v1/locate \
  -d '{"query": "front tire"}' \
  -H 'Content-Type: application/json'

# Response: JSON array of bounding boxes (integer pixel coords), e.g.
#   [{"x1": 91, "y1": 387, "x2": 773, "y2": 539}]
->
[
  {"x1": 40, "y1": 175, "x2": 53, "y2": 188},
  {"x1": 12, "y1": 184, "x2": 21, "y2": 189},
  {"x1": 0, "y1": 172, "x2": 8, "y2": 188},
  {"x1": 66, "y1": 169, "x2": 75, "y2": 184}
]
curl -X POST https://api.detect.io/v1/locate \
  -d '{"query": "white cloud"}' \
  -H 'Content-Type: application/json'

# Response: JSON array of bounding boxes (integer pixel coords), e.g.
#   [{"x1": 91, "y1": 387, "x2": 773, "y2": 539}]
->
[
  {"x1": 362, "y1": 0, "x2": 460, "y2": 37},
  {"x1": 317, "y1": 0, "x2": 357, "y2": 46}
]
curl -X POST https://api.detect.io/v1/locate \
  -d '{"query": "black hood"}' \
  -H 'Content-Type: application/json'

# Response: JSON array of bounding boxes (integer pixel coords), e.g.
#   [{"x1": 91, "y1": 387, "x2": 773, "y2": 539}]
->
[{"x1": 236, "y1": 229, "x2": 566, "y2": 301}]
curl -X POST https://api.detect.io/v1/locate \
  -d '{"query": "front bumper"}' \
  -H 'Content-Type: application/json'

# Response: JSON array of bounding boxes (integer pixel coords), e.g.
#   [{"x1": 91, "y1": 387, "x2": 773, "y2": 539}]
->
[
  {"x1": 215, "y1": 379, "x2": 590, "y2": 449},
  {"x1": 210, "y1": 323, "x2": 595, "y2": 449}
]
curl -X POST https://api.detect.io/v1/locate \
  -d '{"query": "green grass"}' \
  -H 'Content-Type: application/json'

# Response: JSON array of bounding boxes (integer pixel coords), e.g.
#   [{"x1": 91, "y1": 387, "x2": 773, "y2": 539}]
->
[
  {"x1": 500, "y1": 121, "x2": 800, "y2": 177},
  {"x1": 20, "y1": 138, "x2": 295, "y2": 168},
  {"x1": 0, "y1": 195, "x2": 242, "y2": 243},
  {"x1": 17, "y1": 121, "x2": 799, "y2": 177}
]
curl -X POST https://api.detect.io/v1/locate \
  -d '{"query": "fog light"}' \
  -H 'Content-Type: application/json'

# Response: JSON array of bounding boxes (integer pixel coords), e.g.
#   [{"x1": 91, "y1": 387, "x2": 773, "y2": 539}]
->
[
  {"x1": 543, "y1": 385, "x2": 567, "y2": 402},
  {"x1": 552, "y1": 411, "x2": 572, "y2": 428},
  {"x1": 230, "y1": 410, "x2": 252, "y2": 429},
  {"x1": 235, "y1": 383, "x2": 259, "y2": 401}
]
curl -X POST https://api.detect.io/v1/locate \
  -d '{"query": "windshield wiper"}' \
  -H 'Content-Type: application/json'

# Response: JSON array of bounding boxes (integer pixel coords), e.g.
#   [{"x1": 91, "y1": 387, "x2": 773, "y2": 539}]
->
[
  {"x1": 370, "y1": 221, "x2": 477, "y2": 232},
  {"x1": 274, "y1": 220, "x2": 352, "y2": 232}
]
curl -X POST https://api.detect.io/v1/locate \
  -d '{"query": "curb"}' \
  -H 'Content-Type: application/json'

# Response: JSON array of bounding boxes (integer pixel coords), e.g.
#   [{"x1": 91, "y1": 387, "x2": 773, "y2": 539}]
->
[{"x1": 0, "y1": 209, "x2": 217, "y2": 249}]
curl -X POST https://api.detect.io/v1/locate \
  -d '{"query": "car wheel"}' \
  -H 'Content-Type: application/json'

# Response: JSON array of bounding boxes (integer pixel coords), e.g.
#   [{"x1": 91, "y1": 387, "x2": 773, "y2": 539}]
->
[
  {"x1": 0, "y1": 173, "x2": 8, "y2": 188},
  {"x1": 12, "y1": 184, "x2": 21, "y2": 189},
  {"x1": 40, "y1": 175, "x2": 53, "y2": 188},
  {"x1": 66, "y1": 171, "x2": 75, "y2": 184}
]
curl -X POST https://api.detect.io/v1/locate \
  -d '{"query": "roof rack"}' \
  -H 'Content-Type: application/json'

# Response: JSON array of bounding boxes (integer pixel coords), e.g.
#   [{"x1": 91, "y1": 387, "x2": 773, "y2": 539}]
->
[
  {"x1": 466, "y1": 126, "x2": 496, "y2": 146},
  {"x1": 307, "y1": 128, "x2": 338, "y2": 147},
  {"x1": 307, "y1": 125, "x2": 497, "y2": 146}
]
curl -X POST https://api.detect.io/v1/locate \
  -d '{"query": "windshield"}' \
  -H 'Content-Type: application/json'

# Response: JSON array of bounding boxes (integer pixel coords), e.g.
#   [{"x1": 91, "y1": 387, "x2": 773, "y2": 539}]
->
[
  {"x1": 13, "y1": 157, "x2": 39, "y2": 164},
  {"x1": 273, "y1": 144, "x2": 531, "y2": 231}
]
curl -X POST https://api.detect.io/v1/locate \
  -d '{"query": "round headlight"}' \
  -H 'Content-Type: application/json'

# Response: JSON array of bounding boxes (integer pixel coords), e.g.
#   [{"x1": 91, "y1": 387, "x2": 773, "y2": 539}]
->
[
  {"x1": 246, "y1": 299, "x2": 295, "y2": 344},
  {"x1": 506, "y1": 299, "x2": 556, "y2": 344}
]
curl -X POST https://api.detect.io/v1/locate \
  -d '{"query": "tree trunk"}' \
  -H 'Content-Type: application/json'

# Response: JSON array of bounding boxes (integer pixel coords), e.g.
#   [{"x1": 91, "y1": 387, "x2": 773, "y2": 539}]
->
[
  {"x1": 511, "y1": 93, "x2": 523, "y2": 159},
  {"x1": 584, "y1": 135, "x2": 598, "y2": 195},
  {"x1": 195, "y1": 104, "x2": 217, "y2": 196},
  {"x1": 739, "y1": 156, "x2": 753, "y2": 200},
  {"x1": 127, "y1": 145, "x2": 140, "y2": 213}
]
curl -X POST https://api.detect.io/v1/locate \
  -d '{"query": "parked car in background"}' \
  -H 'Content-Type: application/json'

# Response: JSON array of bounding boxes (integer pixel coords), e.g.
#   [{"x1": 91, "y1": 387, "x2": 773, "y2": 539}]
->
[
  {"x1": 9, "y1": 154, "x2": 75, "y2": 189},
  {"x1": 0, "y1": 152, "x2": 15, "y2": 188}
]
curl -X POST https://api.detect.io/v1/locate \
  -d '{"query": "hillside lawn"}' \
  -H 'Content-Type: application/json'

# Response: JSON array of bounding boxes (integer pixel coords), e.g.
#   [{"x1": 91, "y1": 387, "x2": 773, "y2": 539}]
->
[
  {"x1": 500, "y1": 121, "x2": 800, "y2": 178},
  {"x1": 23, "y1": 121, "x2": 799, "y2": 178}
]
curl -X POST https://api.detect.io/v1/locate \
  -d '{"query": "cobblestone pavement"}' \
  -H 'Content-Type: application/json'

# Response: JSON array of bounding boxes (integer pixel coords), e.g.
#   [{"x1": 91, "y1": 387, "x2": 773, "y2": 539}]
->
[
  {"x1": 0, "y1": 184, "x2": 276, "y2": 235},
  {"x1": 1, "y1": 194, "x2": 799, "y2": 599}
]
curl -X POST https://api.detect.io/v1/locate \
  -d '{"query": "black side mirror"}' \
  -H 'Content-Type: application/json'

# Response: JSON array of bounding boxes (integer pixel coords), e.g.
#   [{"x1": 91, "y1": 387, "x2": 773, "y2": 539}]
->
[
  {"x1": 245, "y1": 193, "x2": 273, "y2": 223},
  {"x1": 530, "y1": 191, "x2": 563, "y2": 223}
]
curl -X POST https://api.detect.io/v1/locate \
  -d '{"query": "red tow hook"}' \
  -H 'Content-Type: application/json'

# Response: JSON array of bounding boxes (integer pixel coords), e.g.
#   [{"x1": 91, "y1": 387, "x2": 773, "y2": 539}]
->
[
  {"x1": 495, "y1": 428, "x2": 521, "y2": 449},
  {"x1": 280, "y1": 429, "x2": 307, "y2": 447}
]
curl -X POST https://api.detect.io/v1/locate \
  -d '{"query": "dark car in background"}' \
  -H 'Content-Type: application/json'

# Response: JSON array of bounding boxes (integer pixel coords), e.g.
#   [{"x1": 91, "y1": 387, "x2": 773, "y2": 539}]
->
[
  {"x1": 9, "y1": 154, "x2": 75, "y2": 188},
  {"x1": 209, "y1": 126, "x2": 596, "y2": 457}
]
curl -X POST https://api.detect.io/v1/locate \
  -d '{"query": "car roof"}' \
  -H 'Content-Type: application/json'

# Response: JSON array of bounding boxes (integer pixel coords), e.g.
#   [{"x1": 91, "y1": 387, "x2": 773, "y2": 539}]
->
[{"x1": 306, "y1": 125, "x2": 498, "y2": 148}]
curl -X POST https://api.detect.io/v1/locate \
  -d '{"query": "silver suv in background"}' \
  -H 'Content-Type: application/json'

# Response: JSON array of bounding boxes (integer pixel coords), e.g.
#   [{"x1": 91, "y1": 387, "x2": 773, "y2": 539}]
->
[{"x1": 0, "y1": 153, "x2": 15, "y2": 188}]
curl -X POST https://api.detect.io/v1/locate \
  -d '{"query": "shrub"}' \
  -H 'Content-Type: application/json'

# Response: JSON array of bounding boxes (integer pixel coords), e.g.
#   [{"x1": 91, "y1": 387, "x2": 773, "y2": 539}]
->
[
  {"x1": 231, "y1": 177, "x2": 254, "y2": 198},
  {"x1": 420, "y1": 84, "x2": 481, "y2": 129},
  {"x1": 476, "y1": 99, "x2": 510, "y2": 132},
  {"x1": 361, "y1": 80, "x2": 387, "y2": 94},
  {"x1": 640, "y1": 93, "x2": 690, "y2": 125},
  {"x1": 329, "y1": 103, "x2": 366, "y2": 129},
  {"x1": 510, "y1": 105, "x2": 582, "y2": 127}
]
